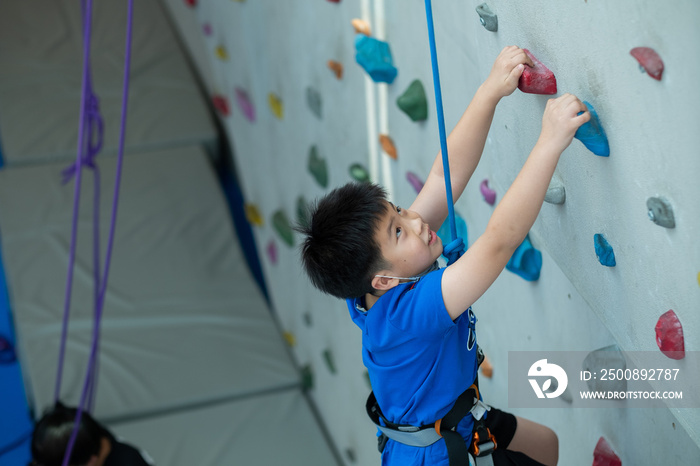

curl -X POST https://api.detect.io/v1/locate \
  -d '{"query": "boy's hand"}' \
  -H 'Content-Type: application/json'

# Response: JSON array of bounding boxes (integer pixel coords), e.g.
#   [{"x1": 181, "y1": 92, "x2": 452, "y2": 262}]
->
[
  {"x1": 538, "y1": 93, "x2": 591, "y2": 154},
  {"x1": 482, "y1": 46, "x2": 533, "y2": 100}
]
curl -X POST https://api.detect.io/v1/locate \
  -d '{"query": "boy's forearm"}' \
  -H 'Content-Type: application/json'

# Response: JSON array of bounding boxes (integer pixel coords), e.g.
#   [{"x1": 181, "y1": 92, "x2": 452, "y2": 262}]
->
[{"x1": 484, "y1": 138, "x2": 561, "y2": 250}]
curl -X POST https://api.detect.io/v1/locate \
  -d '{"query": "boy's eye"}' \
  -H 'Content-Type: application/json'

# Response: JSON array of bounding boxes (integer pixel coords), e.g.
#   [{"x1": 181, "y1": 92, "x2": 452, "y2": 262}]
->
[
  {"x1": 396, "y1": 206, "x2": 402, "y2": 213},
  {"x1": 395, "y1": 227, "x2": 402, "y2": 238}
]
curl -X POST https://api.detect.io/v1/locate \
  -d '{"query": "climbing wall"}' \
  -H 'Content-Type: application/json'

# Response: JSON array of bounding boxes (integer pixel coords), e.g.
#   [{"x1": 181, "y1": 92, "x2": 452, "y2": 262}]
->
[{"x1": 163, "y1": 0, "x2": 699, "y2": 464}]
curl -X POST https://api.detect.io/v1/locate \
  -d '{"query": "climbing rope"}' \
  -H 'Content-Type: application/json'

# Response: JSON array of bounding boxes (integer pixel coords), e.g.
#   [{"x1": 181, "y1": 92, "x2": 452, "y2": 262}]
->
[
  {"x1": 54, "y1": 1, "x2": 134, "y2": 464},
  {"x1": 423, "y1": 0, "x2": 465, "y2": 266}
]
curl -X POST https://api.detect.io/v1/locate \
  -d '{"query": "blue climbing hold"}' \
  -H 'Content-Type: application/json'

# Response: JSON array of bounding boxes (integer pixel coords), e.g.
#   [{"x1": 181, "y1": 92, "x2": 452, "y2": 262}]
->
[
  {"x1": 575, "y1": 101, "x2": 609, "y2": 156},
  {"x1": 594, "y1": 234, "x2": 616, "y2": 267},
  {"x1": 354, "y1": 34, "x2": 398, "y2": 84},
  {"x1": 506, "y1": 235, "x2": 542, "y2": 281}
]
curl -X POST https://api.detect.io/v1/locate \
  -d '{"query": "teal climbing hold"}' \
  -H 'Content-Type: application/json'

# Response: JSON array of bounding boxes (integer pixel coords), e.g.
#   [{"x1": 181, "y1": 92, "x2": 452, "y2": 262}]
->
[
  {"x1": 437, "y1": 212, "x2": 468, "y2": 258},
  {"x1": 296, "y1": 196, "x2": 310, "y2": 229},
  {"x1": 593, "y1": 233, "x2": 615, "y2": 267},
  {"x1": 575, "y1": 101, "x2": 609, "y2": 156},
  {"x1": 306, "y1": 86, "x2": 322, "y2": 119},
  {"x1": 272, "y1": 210, "x2": 294, "y2": 247},
  {"x1": 308, "y1": 145, "x2": 329, "y2": 188},
  {"x1": 397, "y1": 79, "x2": 428, "y2": 121},
  {"x1": 506, "y1": 234, "x2": 542, "y2": 281},
  {"x1": 354, "y1": 34, "x2": 397, "y2": 84},
  {"x1": 349, "y1": 163, "x2": 370, "y2": 183}
]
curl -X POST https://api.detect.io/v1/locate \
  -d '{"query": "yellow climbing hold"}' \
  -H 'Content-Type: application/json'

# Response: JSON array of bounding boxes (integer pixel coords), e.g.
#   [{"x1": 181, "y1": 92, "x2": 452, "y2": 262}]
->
[
  {"x1": 283, "y1": 331, "x2": 296, "y2": 347},
  {"x1": 327, "y1": 60, "x2": 343, "y2": 80},
  {"x1": 697, "y1": 272, "x2": 700, "y2": 287},
  {"x1": 215, "y1": 45, "x2": 228, "y2": 60},
  {"x1": 244, "y1": 203, "x2": 264, "y2": 226},
  {"x1": 268, "y1": 93, "x2": 283, "y2": 119}
]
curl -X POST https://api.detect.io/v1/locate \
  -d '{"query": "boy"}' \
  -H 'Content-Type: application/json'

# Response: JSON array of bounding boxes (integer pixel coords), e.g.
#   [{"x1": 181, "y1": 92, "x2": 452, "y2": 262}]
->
[
  {"x1": 298, "y1": 46, "x2": 590, "y2": 465},
  {"x1": 30, "y1": 402, "x2": 153, "y2": 466}
]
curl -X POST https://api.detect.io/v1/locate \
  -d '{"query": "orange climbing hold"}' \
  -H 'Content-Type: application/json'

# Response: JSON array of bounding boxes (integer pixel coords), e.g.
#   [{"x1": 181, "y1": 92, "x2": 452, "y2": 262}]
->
[
  {"x1": 630, "y1": 47, "x2": 664, "y2": 80},
  {"x1": 327, "y1": 60, "x2": 344, "y2": 79},
  {"x1": 351, "y1": 18, "x2": 372, "y2": 36},
  {"x1": 379, "y1": 134, "x2": 397, "y2": 159}
]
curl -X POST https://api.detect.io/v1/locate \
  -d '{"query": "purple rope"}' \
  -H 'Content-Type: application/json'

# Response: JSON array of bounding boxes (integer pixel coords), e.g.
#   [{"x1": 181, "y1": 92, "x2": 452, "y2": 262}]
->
[
  {"x1": 54, "y1": 0, "x2": 93, "y2": 406},
  {"x1": 60, "y1": 1, "x2": 134, "y2": 464}
]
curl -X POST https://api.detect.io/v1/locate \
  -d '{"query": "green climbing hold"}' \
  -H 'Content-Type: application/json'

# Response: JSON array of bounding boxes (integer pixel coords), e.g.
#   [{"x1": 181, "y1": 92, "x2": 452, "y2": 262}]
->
[
  {"x1": 272, "y1": 210, "x2": 294, "y2": 247},
  {"x1": 397, "y1": 79, "x2": 428, "y2": 122},
  {"x1": 308, "y1": 145, "x2": 329, "y2": 188},
  {"x1": 349, "y1": 163, "x2": 370, "y2": 182},
  {"x1": 323, "y1": 349, "x2": 337, "y2": 374},
  {"x1": 300, "y1": 364, "x2": 314, "y2": 390},
  {"x1": 296, "y1": 196, "x2": 310, "y2": 229}
]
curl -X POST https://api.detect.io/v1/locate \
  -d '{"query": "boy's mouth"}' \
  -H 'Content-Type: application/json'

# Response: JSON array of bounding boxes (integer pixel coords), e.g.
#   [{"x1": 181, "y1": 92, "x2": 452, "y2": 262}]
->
[{"x1": 428, "y1": 229, "x2": 437, "y2": 245}]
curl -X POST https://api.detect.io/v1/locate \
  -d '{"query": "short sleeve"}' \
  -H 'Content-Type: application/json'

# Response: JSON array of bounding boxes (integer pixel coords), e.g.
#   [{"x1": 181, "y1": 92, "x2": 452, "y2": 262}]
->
[{"x1": 385, "y1": 268, "x2": 454, "y2": 340}]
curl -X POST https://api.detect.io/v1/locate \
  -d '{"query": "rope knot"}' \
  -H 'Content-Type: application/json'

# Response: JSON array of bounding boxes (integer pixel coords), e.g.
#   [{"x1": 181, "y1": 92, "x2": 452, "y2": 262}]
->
[{"x1": 442, "y1": 237, "x2": 465, "y2": 266}]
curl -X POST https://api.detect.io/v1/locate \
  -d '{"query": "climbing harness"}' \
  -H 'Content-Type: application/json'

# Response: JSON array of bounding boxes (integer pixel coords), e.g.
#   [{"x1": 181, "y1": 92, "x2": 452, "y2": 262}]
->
[
  {"x1": 366, "y1": 346, "x2": 497, "y2": 466},
  {"x1": 54, "y1": 1, "x2": 134, "y2": 465}
]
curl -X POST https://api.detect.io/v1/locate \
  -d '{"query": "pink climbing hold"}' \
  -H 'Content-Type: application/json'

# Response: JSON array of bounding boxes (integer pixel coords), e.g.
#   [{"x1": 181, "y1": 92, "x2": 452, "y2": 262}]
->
[
  {"x1": 518, "y1": 49, "x2": 557, "y2": 95},
  {"x1": 212, "y1": 95, "x2": 230, "y2": 116},
  {"x1": 480, "y1": 179, "x2": 496, "y2": 205},
  {"x1": 655, "y1": 309, "x2": 685, "y2": 360},
  {"x1": 592, "y1": 437, "x2": 621, "y2": 466},
  {"x1": 235, "y1": 88, "x2": 256, "y2": 122},
  {"x1": 630, "y1": 47, "x2": 664, "y2": 81},
  {"x1": 266, "y1": 240, "x2": 278, "y2": 265}
]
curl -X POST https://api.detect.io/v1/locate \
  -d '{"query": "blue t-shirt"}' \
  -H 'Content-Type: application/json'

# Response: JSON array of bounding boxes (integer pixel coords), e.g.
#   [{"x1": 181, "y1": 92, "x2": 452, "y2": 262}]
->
[{"x1": 347, "y1": 268, "x2": 480, "y2": 465}]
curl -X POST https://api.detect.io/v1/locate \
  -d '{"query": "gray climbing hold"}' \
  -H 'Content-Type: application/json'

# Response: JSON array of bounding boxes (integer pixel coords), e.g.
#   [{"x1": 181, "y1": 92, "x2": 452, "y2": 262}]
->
[
  {"x1": 646, "y1": 196, "x2": 675, "y2": 229},
  {"x1": 306, "y1": 86, "x2": 322, "y2": 119},
  {"x1": 547, "y1": 378, "x2": 573, "y2": 403},
  {"x1": 544, "y1": 175, "x2": 566, "y2": 205},
  {"x1": 582, "y1": 345, "x2": 627, "y2": 392},
  {"x1": 476, "y1": 3, "x2": 498, "y2": 32}
]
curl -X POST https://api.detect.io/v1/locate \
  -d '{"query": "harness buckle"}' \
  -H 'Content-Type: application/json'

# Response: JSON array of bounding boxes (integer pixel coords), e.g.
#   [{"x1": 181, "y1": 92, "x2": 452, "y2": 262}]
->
[{"x1": 471, "y1": 426, "x2": 497, "y2": 457}]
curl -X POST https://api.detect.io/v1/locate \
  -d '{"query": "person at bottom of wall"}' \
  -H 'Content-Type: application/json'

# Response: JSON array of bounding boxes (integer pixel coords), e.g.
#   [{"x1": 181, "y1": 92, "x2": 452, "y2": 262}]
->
[{"x1": 29, "y1": 402, "x2": 154, "y2": 466}]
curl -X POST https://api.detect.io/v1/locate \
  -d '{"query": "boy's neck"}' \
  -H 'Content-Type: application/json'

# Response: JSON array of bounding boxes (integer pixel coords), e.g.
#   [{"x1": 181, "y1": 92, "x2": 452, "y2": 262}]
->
[{"x1": 363, "y1": 291, "x2": 383, "y2": 310}]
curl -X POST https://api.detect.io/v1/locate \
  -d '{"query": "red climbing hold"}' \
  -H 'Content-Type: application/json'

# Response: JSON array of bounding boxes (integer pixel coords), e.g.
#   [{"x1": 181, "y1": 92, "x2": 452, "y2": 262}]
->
[
  {"x1": 212, "y1": 95, "x2": 230, "y2": 116},
  {"x1": 655, "y1": 309, "x2": 685, "y2": 360},
  {"x1": 518, "y1": 49, "x2": 557, "y2": 95},
  {"x1": 630, "y1": 47, "x2": 664, "y2": 80},
  {"x1": 592, "y1": 437, "x2": 621, "y2": 466}
]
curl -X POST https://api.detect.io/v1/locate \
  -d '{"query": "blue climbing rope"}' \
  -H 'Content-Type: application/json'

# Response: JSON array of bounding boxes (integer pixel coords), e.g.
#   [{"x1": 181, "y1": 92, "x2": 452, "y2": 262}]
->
[{"x1": 423, "y1": 0, "x2": 464, "y2": 266}]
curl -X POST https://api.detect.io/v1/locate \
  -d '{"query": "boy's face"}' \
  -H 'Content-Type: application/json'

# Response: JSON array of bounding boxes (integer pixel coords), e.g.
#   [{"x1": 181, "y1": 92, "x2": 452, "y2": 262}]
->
[{"x1": 373, "y1": 201, "x2": 443, "y2": 281}]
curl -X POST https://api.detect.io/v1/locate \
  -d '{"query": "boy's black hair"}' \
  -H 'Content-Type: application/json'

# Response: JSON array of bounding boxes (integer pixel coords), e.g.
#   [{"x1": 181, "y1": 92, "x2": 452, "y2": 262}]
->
[
  {"x1": 297, "y1": 182, "x2": 389, "y2": 299},
  {"x1": 30, "y1": 402, "x2": 103, "y2": 466}
]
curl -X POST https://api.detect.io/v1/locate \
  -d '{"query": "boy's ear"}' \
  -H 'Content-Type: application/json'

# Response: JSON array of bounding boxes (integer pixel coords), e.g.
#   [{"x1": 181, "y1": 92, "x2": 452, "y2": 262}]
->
[{"x1": 371, "y1": 273, "x2": 400, "y2": 292}]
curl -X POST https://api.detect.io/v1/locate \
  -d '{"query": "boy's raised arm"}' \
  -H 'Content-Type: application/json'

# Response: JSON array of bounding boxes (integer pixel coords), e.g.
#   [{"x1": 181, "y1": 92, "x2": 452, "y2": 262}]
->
[
  {"x1": 441, "y1": 94, "x2": 591, "y2": 320},
  {"x1": 410, "y1": 46, "x2": 533, "y2": 231}
]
